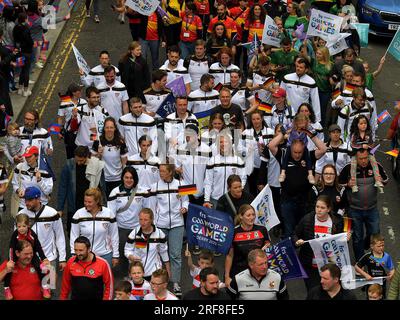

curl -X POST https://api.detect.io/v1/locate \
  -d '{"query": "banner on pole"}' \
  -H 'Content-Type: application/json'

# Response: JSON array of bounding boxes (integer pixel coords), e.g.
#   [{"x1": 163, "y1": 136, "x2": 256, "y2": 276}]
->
[
  {"x1": 156, "y1": 93, "x2": 176, "y2": 118},
  {"x1": 307, "y1": 9, "x2": 343, "y2": 41},
  {"x1": 186, "y1": 204, "x2": 234, "y2": 255},
  {"x1": 125, "y1": 0, "x2": 159, "y2": 16},
  {"x1": 351, "y1": 23, "x2": 369, "y2": 48},
  {"x1": 326, "y1": 33, "x2": 351, "y2": 56},
  {"x1": 166, "y1": 76, "x2": 187, "y2": 97},
  {"x1": 72, "y1": 44, "x2": 91, "y2": 77},
  {"x1": 266, "y1": 238, "x2": 308, "y2": 281},
  {"x1": 262, "y1": 15, "x2": 281, "y2": 48},
  {"x1": 251, "y1": 184, "x2": 280, "y2": 231},
  {"x1": 387, "y1": 28, "x2": 400, "y2": 61}
]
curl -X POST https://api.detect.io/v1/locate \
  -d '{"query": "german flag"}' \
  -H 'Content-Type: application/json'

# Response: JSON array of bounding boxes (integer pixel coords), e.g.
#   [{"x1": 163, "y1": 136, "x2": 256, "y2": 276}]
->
[
  {"x1": 332, "y1": 88, "x2": 341, "y2": 100},
  {"x1": 59, "y1": 94, "x2": 72, "y2": 103},
  {"x1": 386, "y1": 149, "x2": 399, "y2": 158},
  {"x1": 262, "y1": 77, "x2": 275, "y2": 88},
  {"x1": 343, "y1": 216, "x2": 352, "y2": 233},
  {"x1": 178, "y1": 184, "x2": 198, "y2": 196},
  {"x1": 255, "y1": 93, "x2": 272, "y2": 113},
  {"x1": 135, "y1": 241, "x2": 147, "y2": 249},
  {"x1": 344, "y1": 83, "x2": 356, "y2": 92}
]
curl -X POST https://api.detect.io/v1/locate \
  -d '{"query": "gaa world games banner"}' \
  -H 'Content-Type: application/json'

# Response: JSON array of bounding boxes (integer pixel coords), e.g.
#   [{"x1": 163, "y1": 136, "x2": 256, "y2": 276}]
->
[{"x1": 187, "y1": 204, "x2": 234, "y2": 255}]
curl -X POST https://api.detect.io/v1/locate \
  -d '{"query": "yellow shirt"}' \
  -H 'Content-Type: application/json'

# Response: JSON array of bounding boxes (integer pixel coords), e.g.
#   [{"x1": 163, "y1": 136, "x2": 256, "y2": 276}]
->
[{"x1": 163, "y1": 0, "x2": 185, "y2": 25}]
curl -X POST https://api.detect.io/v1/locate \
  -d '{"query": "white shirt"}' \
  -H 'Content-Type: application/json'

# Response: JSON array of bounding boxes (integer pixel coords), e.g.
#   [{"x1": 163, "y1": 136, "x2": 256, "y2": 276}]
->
[
  {"x1": 97, "y1": 80, "x2": 129, "y2": 121},
  {"x1": 80, "y1": 64, "x2": 121, "y2": 87},
  {"x1": 209, "y1": 62, "x2": 240, "y2": 85}
]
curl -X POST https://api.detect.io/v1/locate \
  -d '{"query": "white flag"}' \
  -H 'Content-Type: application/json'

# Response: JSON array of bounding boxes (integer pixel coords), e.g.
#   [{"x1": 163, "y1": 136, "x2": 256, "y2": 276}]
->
[
  {"x1": 72, "y1": 44, "x2": 91, "y2": 77},
  {"x1": 326, "y1": 33, "x2": 351, "y2": 56},
  {"x1": 251, "y1": 184, "x2": 280, "y2": 231},
  {"x1": 125, "y1": 0, "x2": 159, "y2": 16},
  {"x1": 308, "y1": 233, "x2": 352, "y2": 280},
  {"x1": 307, "y1": 9, "x2": 344, "y2": 41},
  {"x1": 262, "y1": 15, "x2": 281, "y2": 48},
  {"x1": 342, "y1": 276, "x2": 385, "y2": 290}
]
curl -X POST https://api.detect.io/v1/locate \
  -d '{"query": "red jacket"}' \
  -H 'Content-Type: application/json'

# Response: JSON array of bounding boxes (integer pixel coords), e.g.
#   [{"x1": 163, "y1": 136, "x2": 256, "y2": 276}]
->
[{"x1": 60, "y1": 253, "x2": 113, "y2": 300}]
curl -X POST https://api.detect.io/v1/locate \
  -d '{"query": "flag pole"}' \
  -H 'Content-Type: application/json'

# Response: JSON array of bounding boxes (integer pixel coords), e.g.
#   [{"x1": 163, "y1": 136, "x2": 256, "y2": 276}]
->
[{"x1": 384, "y1": 27, "x2": 400, "y2": 58}]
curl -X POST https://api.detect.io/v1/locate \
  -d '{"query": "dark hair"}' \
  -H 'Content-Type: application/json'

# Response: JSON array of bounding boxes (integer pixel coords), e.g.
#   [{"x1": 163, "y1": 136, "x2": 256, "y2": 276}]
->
[
  {"x1": 258, "y1": 55, "x2": 271, "y2": 66},
  {"x1": 316, "y1": 195, "x2": 332, "y2": 211},
  {"x1": 186, "y1": 1, "x2": 197, "y2": 12},
  {"x1": 194, "y1": 39, "x2": 206, "y2": 47},
  {"x1": 129, "y1": 97, "x2": 142, "y2": 105},
  {"x1": 227, "y1": 174, "x2": 242, "y2": 188},
  {"x1": 103, "y1": 65, "x2": 116, "y2": 75},
  {"x1": 25, "y1": 110, "x2": 40, "y2": 126},
  {"x1": 248, "y1": 110, "x2": 267, "y2": 130},
  {"x1": 66, "y1": 83, "x2": 82, "y2": 97},
  {"x1": 199, "y1": 249, "x2": 214, "y2": 263},
  {"x1": 15, "y1": 240, "x2": 33, "y2": 253},
  {"x1": 248, "y1": 4, "x2": 266, "y2": 24},
  {"x1": 208, "y1": 113, "x2": 226, "y2": 130},
  {"x1": 320, "y1": 263, "x2": 341, "y2": 281},
  {"x1": 199, "y1": 267, "x2": 219, "y2": 282},
  {"x1": 352, "y1": 87, "x2": 366, "y2": 99},
  {"x1": 138, "y1": 135, "x2": 152, "y2": 145},
  {"x1": 1, "y1": 6, "x2": 15, "y2": 22},
  {"x1": 18, "y1": 12, "x2": 28, "y2": 24},
  {"x1": 281, "y1": 37, "x2": 291, "y2": 46},
  {"x1": 86, "y1": 86, "x2": 100, "y2": 98},
  {"x1": 74, "y1": 236, "x2": 91, "y2": 248},
  {"x1": 99, "y1": 50, "x2": 110, "y2": 57},
  {"x1": 129, "y1": 261, "x2": 144, "y2": 273},
  {"x1": 212, "y1": 22, "x2": 228, "y2": 39},
  {"x1": 349, "y1": 114, "x2": 371, "y2": 138},
  {"x1": 152, "y1": 70, "x2": 168, "y2": 83},
  {"x1": 217, "y1": 46, "x2": 232, "y2": 61},
  {"x1": 296, "y1": 57, "x2": 310, "y2": 69},
  {"x1": 317, "y1": 164, "x2": 341, "y2": 193},
  {"x1": 176, "y1": 96, "x2": 188, "y2": 103},
  {"x1": 297, "y1": 103, "x2": 316, "y2": 123},
  {"x1": 115, "y1": 280, "x2": 132, "y2": 293},
  {"x1": 230, "y1": 69, "x2": 242, "y2": 78},
  {"x1": 74, "y1": 145, "x2": 91, "y2": 158},
  {"x1": 352, "y1": 71, "x2": 365, "y2": 83},
  {"x1": 27, "y1": 0, "x2": 39, "y2": 14},
  {"x1": 200, "y1": 74, "x2": 215, "y2": 86},
  {"x1": 100, "y1": 117, "x2": 125, "y2": 148},
  {"x1": 152, "y1": 268, "x2": 169, "y2": 283},
  {"x1": 167, "y1": 45, "x2": 180, "y2": 55},
  {"x1": 121, "y1": 166, "x2": 139, "y2": 188}
]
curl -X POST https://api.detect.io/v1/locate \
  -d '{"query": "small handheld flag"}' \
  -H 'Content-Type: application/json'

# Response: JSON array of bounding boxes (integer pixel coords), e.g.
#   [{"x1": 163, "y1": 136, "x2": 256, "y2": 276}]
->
[
  {"x1": 48, "y1": 123, "x2": 62, "y2": 135},
  {"x1": 156, "y1": 5, "x2": 168, "y2": 18},
  {"x1": 262, "y1": 77, "x2": 275, "y2": 88},
  {"x1": 67, "y1": 0, "x2": 76, "y2": 8},
  {"x1": 343, "y1": 216, "x2": 352, "y2": 233},
  {"x1": 59, "y1": 94, "x2": 72, "y2": 103},
  {"x1": 214, "y1": 82, "x2": 223, "y2": 92},
  {"x1": 15, "y1": 56, "x2": 25, "y2": 67},
  {"x1": 178, "y1": 184, "x2": 198, "y2": 196},
  {"x1": 370, "y1": 144, "x2": 380, "y2": 155},
  {"x1": 255, "y1": 93, "x2": 272, "y2": 113},
  {"x1": 386, "y1": 149, "x2": 399, "y2": 158},
  {"x1": 332, "y1": 88, "x2": 341, "y2": 100},
  {"x1": 344, "y1": 83, "x2": 356, "y2": 92},
  {"x1": 377, "y1": 110, "x2": 391, "y2": 124}
]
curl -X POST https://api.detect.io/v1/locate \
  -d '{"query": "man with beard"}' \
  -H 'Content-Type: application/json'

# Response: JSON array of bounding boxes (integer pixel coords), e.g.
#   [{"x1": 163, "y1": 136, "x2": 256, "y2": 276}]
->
[
  {"x1": 143, "y1": 70, "x2": 171, "y2": 118},
  {"x1": 61, "y1": 236, "x2": 113, "y2": 300},
  {"x1": 96, "y1": 66, "x2": 129, "y2": 121},
  {"x1": 183, "y1": 267, "x2": 230, "y2": 300},
  {"x1": 159, "y1": 46, "x2": 192, "y2": 95}
]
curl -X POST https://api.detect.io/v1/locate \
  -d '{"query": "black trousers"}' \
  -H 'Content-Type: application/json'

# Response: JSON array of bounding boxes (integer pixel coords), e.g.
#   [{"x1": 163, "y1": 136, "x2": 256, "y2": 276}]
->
[{"x1": 165, "y1": 22, "x2": 182, "y2": 47}]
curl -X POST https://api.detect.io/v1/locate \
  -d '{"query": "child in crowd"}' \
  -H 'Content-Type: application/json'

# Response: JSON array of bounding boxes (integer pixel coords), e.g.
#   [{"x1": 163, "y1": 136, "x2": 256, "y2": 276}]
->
[
  {"x1": 349, "y1": 115, "x2": 383, "y2": 193},
  {"x1": 362, "y1": 56, "x2": 385, "y2": 92},
  {"x1": 2, "y1": 122, "x2": 23, "y2": 165},
  {"x1": 185, "y1": 248, "x2": 216, "y2": 288},
  {"x1": 4, "y1": 214, "x2": 50, "y2": 300},
  {"x1": 368, "y1": 284, "x2": 384, "y2": 300},
  {"x1": 355, "y1": 234, "x2": 395, "y2": 299},
  {"x1": 127, "y1": 261, "x2": 151, "y2": 300},
  {"x1": 279, "y1": 113, "x2": 315, "y2": 184},
  {"x1": 114, "y1": 280, "x2": 135, "y2": 300}
]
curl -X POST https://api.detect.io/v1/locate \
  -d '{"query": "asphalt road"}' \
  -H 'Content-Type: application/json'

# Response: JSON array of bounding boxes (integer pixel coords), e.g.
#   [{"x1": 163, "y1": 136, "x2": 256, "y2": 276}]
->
[{"x1": 0, "y1": 0, "x2": 399, "y2": 300}]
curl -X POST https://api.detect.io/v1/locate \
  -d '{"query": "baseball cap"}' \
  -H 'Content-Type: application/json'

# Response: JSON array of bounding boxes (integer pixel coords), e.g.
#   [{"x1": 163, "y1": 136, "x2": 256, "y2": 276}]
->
[
  {"x1": 272, "y1": 87, "x2": 286, "y2": 98},
  {"x1": 24, "y1": 186, "x2": 41, "y2": 200},
  {"x1": 22, "y1": 146, "x2": 39, "y2": 158},
  {"x1": 328, "y1": 124, "x2": 341, "y2": 132}
]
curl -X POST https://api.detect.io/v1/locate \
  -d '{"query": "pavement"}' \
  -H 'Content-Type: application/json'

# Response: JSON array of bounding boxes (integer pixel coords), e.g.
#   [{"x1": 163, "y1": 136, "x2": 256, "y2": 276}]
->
[{"x1": 2, "y1": 0, "x2": 400, "y2": 301}]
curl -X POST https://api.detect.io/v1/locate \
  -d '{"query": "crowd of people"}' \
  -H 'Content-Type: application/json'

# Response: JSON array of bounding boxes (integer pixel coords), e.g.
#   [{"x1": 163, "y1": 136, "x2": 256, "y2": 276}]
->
[{"x1": 0, "y1": 0, "x2": 400, "y2": 301}]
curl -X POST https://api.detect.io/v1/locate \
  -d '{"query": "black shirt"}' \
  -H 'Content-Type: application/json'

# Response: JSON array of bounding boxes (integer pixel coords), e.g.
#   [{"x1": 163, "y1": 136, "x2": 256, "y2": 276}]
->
[
  {"x1": 212, "y1": 103, "x2": 244, "y2": 130},
  {"x1": 183, "y1": 288, "x2": 231, "y2": 300},
  {"x1": 307, "y1": 285, "x2": 357, "y2": 300},
  {"x1": 76, "y1": 164, "x2": 90, "y2": 210}
]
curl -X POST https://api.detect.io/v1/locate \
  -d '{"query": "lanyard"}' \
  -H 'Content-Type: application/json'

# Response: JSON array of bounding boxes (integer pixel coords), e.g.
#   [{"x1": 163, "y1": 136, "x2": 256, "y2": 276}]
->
[{"x1": 185, "y1": 14, "x2": 194, "y2": 30}]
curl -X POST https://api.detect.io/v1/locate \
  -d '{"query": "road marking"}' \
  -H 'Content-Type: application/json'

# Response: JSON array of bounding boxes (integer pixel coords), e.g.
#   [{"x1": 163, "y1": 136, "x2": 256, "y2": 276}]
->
[
  {"x1": 395, "y1": 83, "x2": 400, "y2": 87},
  {"x1": 387, "y1": 226, "x2": 396, "y2": 242},
  {"x1": 383, "y1": 207, "x2": 390, "y2": 216}
]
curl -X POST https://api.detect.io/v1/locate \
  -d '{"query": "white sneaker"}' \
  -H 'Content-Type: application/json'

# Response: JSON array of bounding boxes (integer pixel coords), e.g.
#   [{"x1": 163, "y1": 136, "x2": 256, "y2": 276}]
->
[
  {"x1": 94, "y1": 15, "x2": 100, "y2": 23},
  {"x1": 23, "y1": 89, "x2": 32, "y2": 97},
  {"x1": 35, "y1": 62, "x2": 44, "y2": 69},
  {"x1": 86, "y1": 10, "x2": 90, "y2": 17},
  {"x1": 17, "y1": 88, "x2": 23, "y2": 95},
  {"x1": 173, "y1": 283, "x2": 182, "y2": 297},
  {"x1": 29, "y1": 80, "x2": 35, "y2": 84}
]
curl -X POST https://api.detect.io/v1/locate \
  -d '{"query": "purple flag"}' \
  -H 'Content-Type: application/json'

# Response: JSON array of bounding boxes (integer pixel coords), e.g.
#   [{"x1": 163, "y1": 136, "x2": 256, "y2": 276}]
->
[
  {"x1": 266, "y1": 238, "x2": 308, "y2": 281},
  {"x1": 156, "y1": 5, "x2": 168, "y2": 18},
  {"x1": 166, "y1": 76, "x2": 186, "y2": 97}
]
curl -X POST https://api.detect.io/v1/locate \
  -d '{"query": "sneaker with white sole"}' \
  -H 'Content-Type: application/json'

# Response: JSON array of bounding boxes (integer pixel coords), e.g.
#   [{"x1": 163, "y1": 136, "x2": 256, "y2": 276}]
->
[
  {"x1": 86, "y1": 10, "x2": 90, "y2": 17},
  {"x1": 29, "y1": 80, "x2": 35, "y2": 84},
  {"x1": 35, "y1": 62, "x2": 44, "y2": 69},
  {"x1": 23, "y1": 89, "x2": 32, "y2": 97},
  {"x1": 173, "y1": 283, "x2": 182, "y2": 297},
  {"x1": 18, "y1": 88, "x2": 23, "y2": 95},
  {"x1": 94, "y1": 15, "x2": 100, "y2": 23}
]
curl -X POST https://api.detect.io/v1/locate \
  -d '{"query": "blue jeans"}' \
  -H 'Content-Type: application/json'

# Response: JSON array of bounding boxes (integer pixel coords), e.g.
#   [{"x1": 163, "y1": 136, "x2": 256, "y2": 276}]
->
[
  {"x1": 160, "y1": 226, "x2": 184, "y2": 284},
  {"x1": 86, "y1": 0, "x2": 99, "y2": 15},
  {"x1": 100, "y1": 252, "x2": 113, "y2": 267},
  {"x1": 281, "y1": 195, "x2": 307, "y2": 239},
  {"x1": 179, "y1": 41, "x2": 195, "y2": 59},
  {"x1": 139, "y1": 38, "x2": 160, "y2": 69},
  {"x1": 349, "y1": 207, "x2": 380, "y2": 261}
]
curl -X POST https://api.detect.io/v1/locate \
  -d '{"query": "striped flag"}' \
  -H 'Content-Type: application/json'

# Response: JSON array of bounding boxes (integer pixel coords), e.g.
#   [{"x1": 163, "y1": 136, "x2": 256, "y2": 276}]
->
[
  {"x1": 386, "y1": 149, "x2": 399, "y2": 157},
  {"x1": 343, "y1": 216, "x2": 352, "y2": 233},
  {"x1": 16, "y1": 56, "x2": 25, "y2": 67},
  {"x1": 255, "y1": 93, "x2": 272, "y2": 113},
  {"x1": 48, "y1": 123, "x2": 62, "y2": 135},
  {"x1": 134, "y1": 241, "x2": 147, "y2": 249},
  {"x1": 394, "y1": 100, "x2": 400, "y2": 109},
  {"x1": 59, "y1": 94, "x2": 72, "y2": 103},
  {"x1": 262, "y1": 77, "x2": 275, "y2": 88},
  {"x1": 67, "y1": 0, "x2": 76, "y2": 7},
  {"x1": 214, "y1": 82, "x2": 223, "y2": 92},
  {"x1": 332, "y1": 88, "x2": 341, "y2": 100},
  {"x1": 178, "y1": 184, "x2": 198, "y2": 196},
  {"x1": 344, "y1": 83, "x2": 356, "y2": 92},
  {"x1": 377, "y1": 110, "x2": 391, "y2": 124}
]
